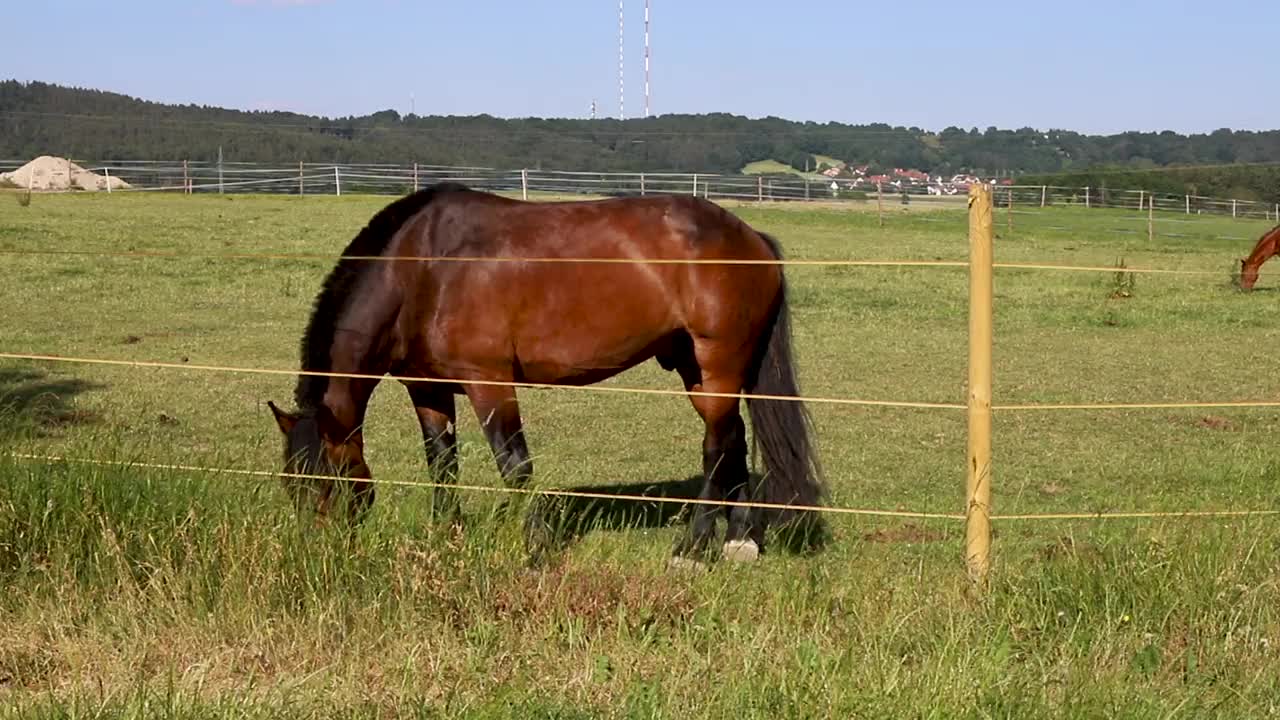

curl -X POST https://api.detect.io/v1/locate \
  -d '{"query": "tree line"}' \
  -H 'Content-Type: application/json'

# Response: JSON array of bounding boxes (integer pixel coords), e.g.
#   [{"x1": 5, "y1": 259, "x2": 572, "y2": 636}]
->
[{"x1": 3, "y1": 80, "x2": 1278, "y2": 202}]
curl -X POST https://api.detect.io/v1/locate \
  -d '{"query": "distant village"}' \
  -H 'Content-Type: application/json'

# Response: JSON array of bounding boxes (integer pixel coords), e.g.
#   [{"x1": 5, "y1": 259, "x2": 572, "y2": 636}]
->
[{"x1": 814, "y1": 161, "x2": 1014, "y2": 195}]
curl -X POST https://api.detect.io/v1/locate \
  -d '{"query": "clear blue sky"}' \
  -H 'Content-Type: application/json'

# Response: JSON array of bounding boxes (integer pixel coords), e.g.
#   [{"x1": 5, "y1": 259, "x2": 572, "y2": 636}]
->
[{"x1": 7, "y1": 0, "x2": 1278, "y2": 135}]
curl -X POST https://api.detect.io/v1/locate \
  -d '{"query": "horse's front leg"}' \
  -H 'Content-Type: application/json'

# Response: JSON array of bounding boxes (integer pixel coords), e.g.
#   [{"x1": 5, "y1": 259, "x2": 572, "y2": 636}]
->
[
  {"x1": 465, "y1": 385, "x2": 553, "y2": 561},
  {"x1": 406, "y1": 382, "x2": 463, "y2": 527}
]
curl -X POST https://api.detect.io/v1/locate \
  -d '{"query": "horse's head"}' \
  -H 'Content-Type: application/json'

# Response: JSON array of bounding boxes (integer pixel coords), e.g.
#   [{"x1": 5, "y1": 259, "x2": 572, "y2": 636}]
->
[
  {"x1": 1240, "y1": 258, "x2": 1260, "y2": 290},
  {"x1": 266, "y1": 400, "x2": 370, "y2": 517}
]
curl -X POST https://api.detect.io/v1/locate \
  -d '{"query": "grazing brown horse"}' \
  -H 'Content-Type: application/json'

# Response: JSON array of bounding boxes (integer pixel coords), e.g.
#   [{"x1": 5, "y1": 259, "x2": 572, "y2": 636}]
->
[
  {"x1": 266, "y1": 182, "x2": 826, "y2": 566},
  {"x1": 1239, "y1": 224, "x2": 1280, "y2": 290}
]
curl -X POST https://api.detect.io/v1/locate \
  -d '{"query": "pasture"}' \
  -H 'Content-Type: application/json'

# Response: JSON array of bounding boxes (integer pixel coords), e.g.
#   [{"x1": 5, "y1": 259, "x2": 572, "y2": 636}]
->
[{"x1": 1, "y1": 191, "x2": 1278, "y2": 717}]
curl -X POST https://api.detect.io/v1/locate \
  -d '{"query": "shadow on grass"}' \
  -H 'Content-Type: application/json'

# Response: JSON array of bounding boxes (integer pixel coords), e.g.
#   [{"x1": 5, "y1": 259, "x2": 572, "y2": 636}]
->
[
  {"x1": 0, "y1": 366, "x2": 103, "y2": 438},
  {"x1": 525, "y1": 472, "x2": 832, "y2": 562}
]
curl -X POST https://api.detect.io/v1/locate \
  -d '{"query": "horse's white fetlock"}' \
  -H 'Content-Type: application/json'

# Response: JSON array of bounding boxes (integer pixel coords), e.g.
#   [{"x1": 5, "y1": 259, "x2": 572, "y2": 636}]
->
[{"x1": 723, "y1": 539, "x2": 760, "y2": 563}]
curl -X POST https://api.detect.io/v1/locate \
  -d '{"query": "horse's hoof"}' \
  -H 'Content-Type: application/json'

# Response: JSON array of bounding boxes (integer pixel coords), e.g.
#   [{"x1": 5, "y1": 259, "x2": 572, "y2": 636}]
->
[
  {"x1": 667, "y1": 555, "x2": 708, "y2": 572},
  {"x1": 723, "y1": 539, "x2": 760, "y2": 563}
]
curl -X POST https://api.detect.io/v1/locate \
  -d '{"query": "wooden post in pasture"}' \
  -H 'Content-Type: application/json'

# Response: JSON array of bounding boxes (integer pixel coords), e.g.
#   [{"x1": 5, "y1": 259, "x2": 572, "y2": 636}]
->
[
  {"x1": 640, "y1": 172, "x2": 646, "y2": 196},
  {"x1": 1185, "y1": 195, "x2": 1190, "y2": 215},
  {"x1": 298, "y1": 161, "x2": 305, "y2": 196},
  {"x1": 1232, "y1": 199, "x2": 1238, "y2": 218},
  {"x1": 183, "y1": 160, "x2": 190, "y2": 195},
  {"x1": 1148, "y1": 192, "x2": 1154, "y2": 243},
  {"x1": 692, "y1": 173, "x2": 698, "y2": 196},
  {"x1": 1006, "y1": 187, "x2": 1013, "y2": 236},
  {"x1": 1138, "y1": 189, "x2": 1144, "y2": 212},
  {"x1": 965, "y1": 182, "x2": 994, "y2": 588},
  {"x1": 334, "y1": 166, "x2": 341, "y2": 196},
  {"x1": 1040, "y1": 185, "x2": 1046, "y2": 208},
  {"x1": 757, "y1": 176, "x2": 763, "y2": 203},
  {"x1": 877, "y1": 182, "x2": 884, "y2": 227},
  {"x1": 521, "y1": 169, "x2": 529, "y2": 201},
  {"x1": 413, "y1": 162, "x2": 419, "y2": 192},
  {"x1": 1085, "y1": 186, "x2": 1090, "y2": 209},
  {"x1": 104, "y1": 167, "x2": 112, "y2": 194},
  {"x1": 805, "y1": 179, "x2": 810, "y2": 200}
]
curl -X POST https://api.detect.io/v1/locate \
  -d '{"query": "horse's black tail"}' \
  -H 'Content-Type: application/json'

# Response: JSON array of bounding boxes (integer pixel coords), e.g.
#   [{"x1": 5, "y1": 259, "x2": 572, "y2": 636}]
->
[{"x1": 746, "y1": 232, "x2": 829, "y2": 550}]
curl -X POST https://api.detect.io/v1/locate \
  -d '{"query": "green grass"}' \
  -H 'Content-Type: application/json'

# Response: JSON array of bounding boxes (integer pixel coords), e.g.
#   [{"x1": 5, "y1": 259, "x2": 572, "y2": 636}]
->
[
  {"x1": 740, "y1": 159, "x2": 796, "y2": 175},
  {"x1": 739, "y1": 159, "x2": 824, "y2": 181},
  {"x1": 810, "y1": 153, "x2": 843, "y2": 170},
  {"x1": 740, "y1": 154, "x2": 847, "y2": 179},
  {"x1": 1, "y1": 193, "x2": 1279, "y2": 717}
]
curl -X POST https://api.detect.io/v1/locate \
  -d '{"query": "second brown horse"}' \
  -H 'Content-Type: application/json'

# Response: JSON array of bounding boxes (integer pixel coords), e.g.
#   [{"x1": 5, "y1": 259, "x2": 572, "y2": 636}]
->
[{"x1": 266, "y1": 183, "x2": 827, "y2": 567}]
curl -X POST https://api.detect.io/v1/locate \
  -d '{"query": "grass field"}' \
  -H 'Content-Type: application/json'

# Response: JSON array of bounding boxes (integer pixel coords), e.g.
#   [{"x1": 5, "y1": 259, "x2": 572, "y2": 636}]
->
[
  {"x1": 1, "y1": 191, "x2": 1278, "y2": 717},
  {"x1": 739, "y1": 159, "x2": 823, "y2": 181}
]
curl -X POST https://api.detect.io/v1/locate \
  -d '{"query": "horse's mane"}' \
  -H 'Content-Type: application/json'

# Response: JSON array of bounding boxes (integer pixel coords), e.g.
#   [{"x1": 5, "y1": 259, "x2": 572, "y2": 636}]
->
[{"x1": 294, "y1": 182, "x2": 471, "y2": 410}]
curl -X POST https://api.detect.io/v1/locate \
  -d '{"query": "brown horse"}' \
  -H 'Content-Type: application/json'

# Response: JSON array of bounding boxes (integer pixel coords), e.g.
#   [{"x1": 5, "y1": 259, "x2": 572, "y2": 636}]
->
[
  {"x1": 1240, "y1": 223, "x2": 1279, "y2": 290},
  {"x1": 266, "y1": 182, "x2": 826, "y2": 567}
]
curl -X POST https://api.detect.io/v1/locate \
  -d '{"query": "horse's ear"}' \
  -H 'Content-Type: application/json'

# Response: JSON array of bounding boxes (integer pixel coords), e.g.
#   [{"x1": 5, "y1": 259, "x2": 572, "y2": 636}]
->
[{"x1": 266, "y1": 400, "x2": 299, "y2": 435}]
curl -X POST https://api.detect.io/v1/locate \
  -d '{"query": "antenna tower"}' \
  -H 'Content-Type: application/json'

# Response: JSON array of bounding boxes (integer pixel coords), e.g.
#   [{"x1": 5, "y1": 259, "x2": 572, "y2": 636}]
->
[
  {"x1": 618, "y1": 0, "x2": 625, "y2": 120},
  {"x1": 644, "y1": 0, "x2": 650, "y2": 118}
]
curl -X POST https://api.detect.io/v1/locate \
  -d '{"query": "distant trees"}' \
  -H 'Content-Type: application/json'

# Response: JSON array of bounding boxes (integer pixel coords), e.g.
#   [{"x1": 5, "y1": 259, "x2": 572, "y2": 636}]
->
[{"x1": 2, "y1": 80, "x2": 1279, "y2": 202}]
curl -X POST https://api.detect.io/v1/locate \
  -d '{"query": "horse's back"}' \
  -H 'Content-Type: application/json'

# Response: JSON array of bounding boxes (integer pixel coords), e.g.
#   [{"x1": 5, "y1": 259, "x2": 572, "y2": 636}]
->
[{"x1": 389, "y1": 189, "x2": 783, "y2": 384}]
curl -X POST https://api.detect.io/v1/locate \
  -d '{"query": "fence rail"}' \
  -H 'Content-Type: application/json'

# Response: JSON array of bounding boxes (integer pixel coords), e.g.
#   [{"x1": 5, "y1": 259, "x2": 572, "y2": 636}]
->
[
  {"x1": 4, "y1": 158, "x2": 1279, "y2": 222},
  {"x1": 2, "y1": 179, "x2": 1277, "y2": 588}
]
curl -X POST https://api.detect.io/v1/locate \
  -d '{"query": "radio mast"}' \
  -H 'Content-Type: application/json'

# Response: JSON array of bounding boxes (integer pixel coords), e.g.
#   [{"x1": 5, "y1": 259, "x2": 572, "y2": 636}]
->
[{"x1": 644, "y1": 0, "x2": 650, "y2": 117}]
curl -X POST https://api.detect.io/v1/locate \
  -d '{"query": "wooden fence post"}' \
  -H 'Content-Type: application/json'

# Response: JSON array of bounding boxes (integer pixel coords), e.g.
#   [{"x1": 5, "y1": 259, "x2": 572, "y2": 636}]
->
[
  {"x1": 299, "y1": 161, "x2": 304, "y2": 196},
  {"x1": 104, "y1": 167, "x2": 112, "y2": 194},
  {"x1": 966, "y1": 182, "x2": 994, "y2": 588},
  {"x1": 1040, "y1": 185, "x2": 1046, "y2": 208},
  {"x1": 692, "y1": 173, "x2": 698, "y2": 196},
  {"x1": 1006, "y1": 187, "x2": 1013, "y2": 236},
  {"x1": 877, "y1": 182, "x2": 884, "y2": 227},
  {"x1": 1232, "y1": 199, "x2": 1238, "y2": 218},
  {"x1": 1085, "y1": 186, "x2": 1090, "y2": 209},
  {"x1": 1185, "y1": 195, "x2": 1190, "y2": 215},
  {"x1": 413, "y1": 162, "x2": 419, "y2": 192},
  {"x1": 1148, "y1": 191, "x2": 1154, "y2": 242},
  {"x1": 757, "y1": 176, "x2": 763, "y2": 202},
  {"x1": 334, "y1": 166, "x2": 341, "y2": 196},
  {"x1": 640, "y1": 172, "x2": 646, "y2": 196},
  {"x1": 1138, "y1": 189, "x2": 1144, "y2": 212},
  {"x1": 521, "y1": 168, "x2": 528, "y2": 201},
  {"x1": 183, "y1": 159, "x2": 190, "y2": 194}
]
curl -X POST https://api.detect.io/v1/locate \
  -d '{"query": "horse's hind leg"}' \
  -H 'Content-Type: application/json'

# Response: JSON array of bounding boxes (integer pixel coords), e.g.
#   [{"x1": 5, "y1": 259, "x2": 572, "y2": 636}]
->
[
  {"x1": 406, "y1": 383, "x2": 463, "y2": 526},
  {"x1": 671, "y1": 354, "x2": 757, "y2": 568}
]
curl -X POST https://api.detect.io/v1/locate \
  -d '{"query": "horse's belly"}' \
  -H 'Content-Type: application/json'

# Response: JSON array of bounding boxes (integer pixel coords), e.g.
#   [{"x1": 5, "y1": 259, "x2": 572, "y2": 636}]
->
[{"x1": 513, "y1": 324, "x2": 673, "y2": 385}]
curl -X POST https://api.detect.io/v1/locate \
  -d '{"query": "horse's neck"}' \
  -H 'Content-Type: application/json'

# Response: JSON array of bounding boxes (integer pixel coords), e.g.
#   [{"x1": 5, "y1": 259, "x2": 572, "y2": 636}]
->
[
  {"x1": 307, "y1": 328, "x2": 390, "y2": 435},
  {"x1": 1246, "y1": 230, "x2": 1280, "y2": 266},
  {"x1": 318, "y1": 377, "x2": 378, "y2": 438}
]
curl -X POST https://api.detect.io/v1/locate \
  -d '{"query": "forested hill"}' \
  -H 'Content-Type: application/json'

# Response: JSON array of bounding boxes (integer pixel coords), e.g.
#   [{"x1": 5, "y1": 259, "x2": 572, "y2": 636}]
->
[{"x1": 3, "y1": 79, "x2": 1280, "y2": 200}]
